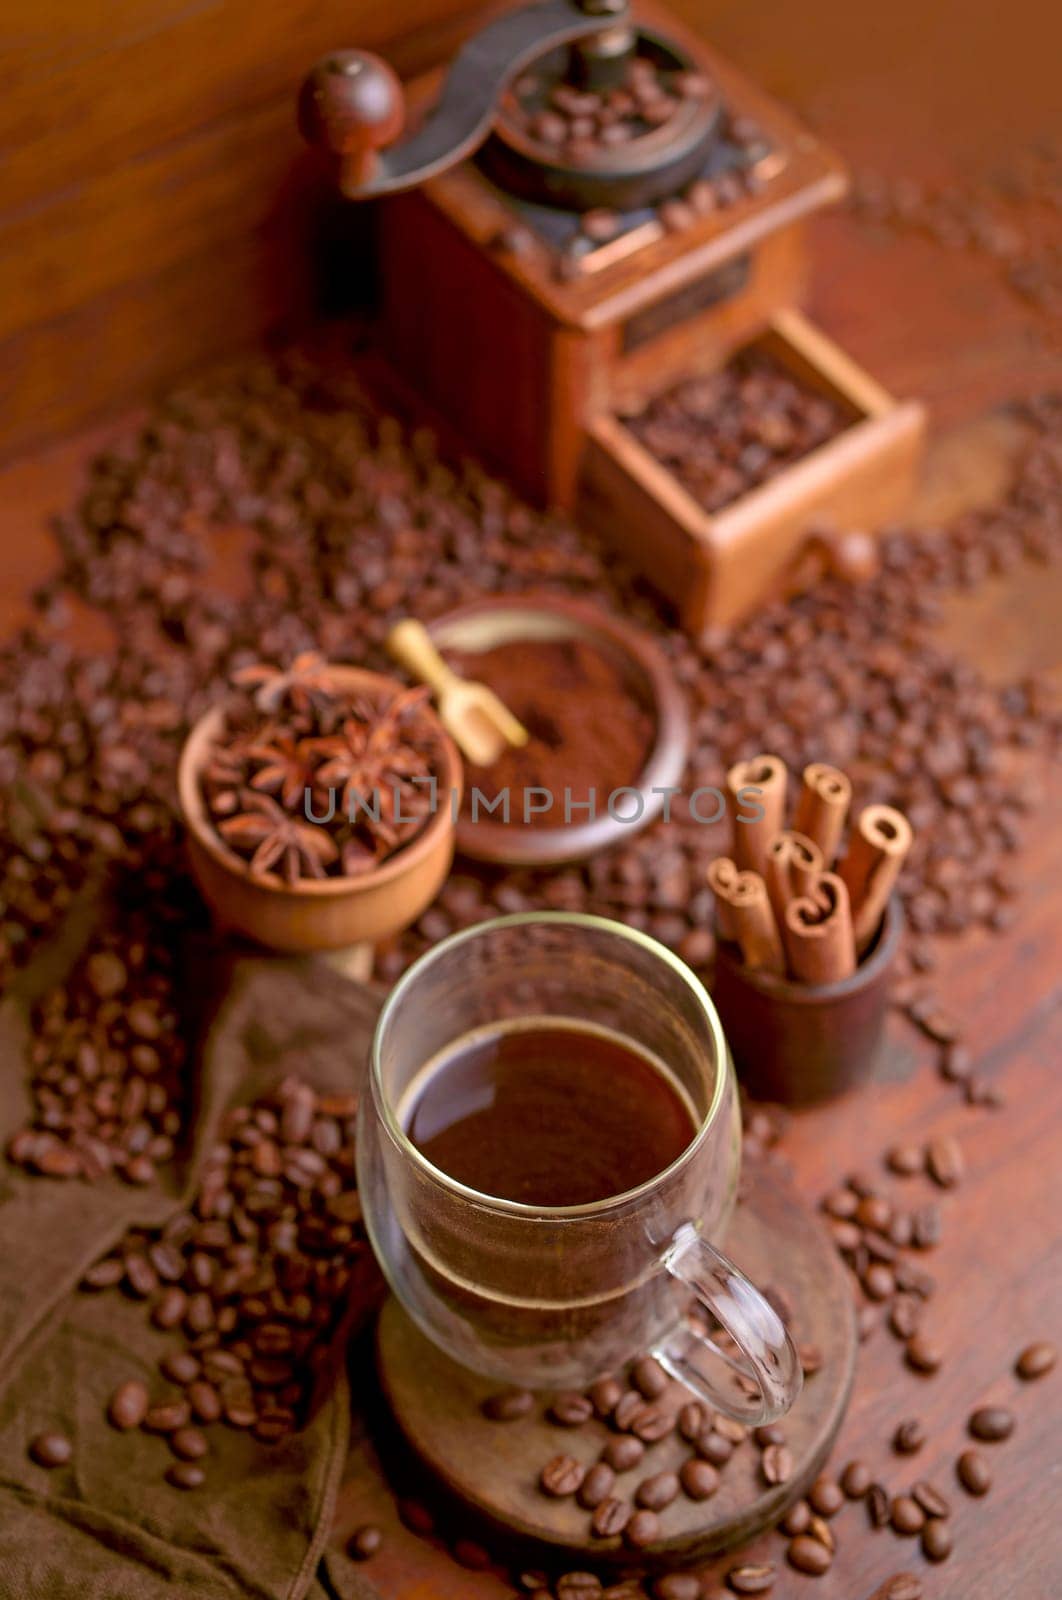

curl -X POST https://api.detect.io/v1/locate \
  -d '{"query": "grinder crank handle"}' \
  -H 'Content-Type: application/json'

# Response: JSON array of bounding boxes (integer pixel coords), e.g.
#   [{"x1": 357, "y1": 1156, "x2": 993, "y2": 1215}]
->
[{"x1": 298, "y1": 0, "x2": 631, "y2": 198}]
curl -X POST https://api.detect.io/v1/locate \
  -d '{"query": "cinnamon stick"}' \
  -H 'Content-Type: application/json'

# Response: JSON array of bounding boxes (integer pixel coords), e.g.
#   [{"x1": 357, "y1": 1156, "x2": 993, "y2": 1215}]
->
[
  {"x1": 707, "y1": 859, "x2": 785, "y2": 976},
  {"x1": 782, "y1": 872, "x2": 857, "y2": 984},
  {"x1": 792, "y1": 762, "x2": 852, "y2": 865},
  {"x1": 765, "y1": 830, "x2": 825, "y2": 926},
  {"x1": 726, "y1": 754, "x2": 788, "y2": 879},
  {"x1": 838, "y1": 804, "x2": 914, "y2": 952}
]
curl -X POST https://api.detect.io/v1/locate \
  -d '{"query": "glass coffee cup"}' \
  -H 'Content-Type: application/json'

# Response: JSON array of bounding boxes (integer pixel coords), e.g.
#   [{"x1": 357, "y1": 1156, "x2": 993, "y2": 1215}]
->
[{"x1": 358, "y1": 913, "x2": 801, "y2": 1424}]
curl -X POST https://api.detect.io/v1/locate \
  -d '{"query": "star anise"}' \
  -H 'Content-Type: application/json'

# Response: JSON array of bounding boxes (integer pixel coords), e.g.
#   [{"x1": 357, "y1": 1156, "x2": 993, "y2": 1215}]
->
[
  {"x1": 245, "y1": 734, "x2": 319, "y2": 810},
  {"x1": 218, "y1": 791, "x2": 338, "y2": 885},
  {"x1": 231, "y1": 652, "x2": 339, "y2": 714}
]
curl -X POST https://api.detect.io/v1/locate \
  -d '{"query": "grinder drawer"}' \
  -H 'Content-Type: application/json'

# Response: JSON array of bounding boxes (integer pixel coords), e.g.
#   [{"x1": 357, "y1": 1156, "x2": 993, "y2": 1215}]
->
[{"x1": 580, "y1": 308, "x2": 925, "y2": 633}]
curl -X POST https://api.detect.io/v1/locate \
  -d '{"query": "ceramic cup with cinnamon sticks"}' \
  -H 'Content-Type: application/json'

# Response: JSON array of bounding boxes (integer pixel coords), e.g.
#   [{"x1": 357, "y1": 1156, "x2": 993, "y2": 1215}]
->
[{"x1": 709, "y1": 757, "x2": 908, "y2": 1105}]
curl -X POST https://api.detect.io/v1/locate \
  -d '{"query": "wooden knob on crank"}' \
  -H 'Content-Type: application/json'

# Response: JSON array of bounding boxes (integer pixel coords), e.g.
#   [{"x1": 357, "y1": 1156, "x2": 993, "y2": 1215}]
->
[{"x1": 298, "y1": 51, "x2": 406, "y2": 193}]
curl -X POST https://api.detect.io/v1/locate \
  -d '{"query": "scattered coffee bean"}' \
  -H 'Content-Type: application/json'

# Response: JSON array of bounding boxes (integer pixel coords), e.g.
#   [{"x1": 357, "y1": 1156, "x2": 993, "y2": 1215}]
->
[
  {"x1": 867, "y1": 1483, "x2": 891, "y2": 1527},
  {"x1": 714, "y1": 1415, "x2": 748, "y2": 1445},
  {"x1": 864, "y1": 1262, "x2": 895, "y2": 1301},
  {"x1": 165, "y1": 1461, "x2": 205, "y2": 1490},
  {"x1": 550, "y1": 1392, "x2": 594, "y2": 1427},
  {"x1": 807, "y1": 1475, "x2": 843, "y2": 1516},
  {"x1": 890, "y1": 1495, "x2": 925, "y2": 1535},
  {"x1": 957, "y1": 1448, "x2": 991, "y2": 1495},
  {"x1": 483, "y1": 1388, "x2": 535, "y2": 1422},
  {"x1": 867, "y1": 1579, "x2": 923, "y2": 1600},
  {"x1": 169, "y1": 1426, "x2": 208, "y2": 1461},
  {"x1": 630, "y1": 1402, "x2": 675, "y2": 1442},
  {"x1": 753, "y1": 1423, "x2": 785, "y2": 1448},
  {"x1": 540, "y1": 1455, "x2": 586, "y2": 1497},
  {"x1": 911, "y1": 1480, "x2": 950, "y2": 1518},
  {"x1": 679, "y1": 1458, "x2": 719, "y2": 1501},
  {"x1": 840, "y1": 1459, "x2": 871, "y2": 1497},
  {"x1": 679, "y1": 1401, "x2": 711, "y2": 1441},
  {"x1": 398, "y1": 1500, "x2": 435, "y2": 1535},
  {"x1": 1016, "y1": 1341, "x2": 1056, "y2": 1380},
  {"x1": 653, "y1": 1575, "x2": 702, "y2": 1600},
  {"x1": 925, "y1": 1135, "x2": 964, "y2": 1188},
  {"x1": 612, "y1": 1391, "x2": 643, "y2": 1432},
  {"x1": 602, "y1": 1434, "x2": 645, "y2": 1472},
  {"x1": 968, "y1": 1405, "x2": 1015, "y2": 1441},
  {"x1": 696, "y1": 1431, "x2": 734, "y2": 1466},
  {"x1": 885, "y1": 1143, "x2": 923, "y2": 1176},
  {"x1": 787, "y1": 1534, "x2": 832, "y2": 1574},
  {"x1": 726, "y1": 1563, "x2": 776, "y2": 1594},
  {"x1": 29, "y1": 1431, "x2": 72, "y2": 1468},
  {"x1": 589, "y1": 1377, "x2": 623, "y2": 1417},
  {"x1": 577, "y1": 1462, "x2": 616, "y2": 1509},
  {"x1": 781, "y1": 1500, "x2": 812, "y2": 1535},
  {"x1": 905, "y1": 1334, "x2": 943, "y2": 1374},
  {"x1": 635, "y1": 1470, "x2": 680, "y2": 1511},
  {"x1": 143, "y1": 1399, "x2": 191, "y2": 1434},
  {"x1": 453, "y1": 1539, "x2": 491, "y2": 1571},
  {"x1": 624, "y1": 1508, "x2": 660, "y2": 1549},
  {"x1": 107, "y1": 1379, "x2": 149, "y2": 1431},
  {"x1": 348, "y1": 1524, "x2": 382, "y2": 1560},
  {"x1": 160, "y1": 1350, "x2": 200, "y2": 1386},
  {"x1": 760, "y1": 1443, "x2": 792, "y2": 1485},
  {"x1": 590, "y1": 1496, "x2": 631, "y2": 1538},
  {"x1": 632, "y1": 1356, "x2": 668, "y2": 1399},
  {"x1": 921, "y1": 1518, "x2": 953, "y2": 1562},
  {"x1": 889, "y1": 1294, "x2": 922, "y2": 1340}
]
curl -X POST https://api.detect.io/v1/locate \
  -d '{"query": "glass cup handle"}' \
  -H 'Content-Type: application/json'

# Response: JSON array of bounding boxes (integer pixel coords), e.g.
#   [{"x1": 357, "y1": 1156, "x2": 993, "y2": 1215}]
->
[{"x1": 652, "y1": 1223, "x2": 803, "y2": 1426}]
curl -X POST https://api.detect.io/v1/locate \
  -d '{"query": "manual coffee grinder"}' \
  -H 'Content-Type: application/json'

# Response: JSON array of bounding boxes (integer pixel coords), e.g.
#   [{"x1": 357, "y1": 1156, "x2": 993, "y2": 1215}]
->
[{"x1": 298, "y1": 0, "x2": 924, "y2": 633}]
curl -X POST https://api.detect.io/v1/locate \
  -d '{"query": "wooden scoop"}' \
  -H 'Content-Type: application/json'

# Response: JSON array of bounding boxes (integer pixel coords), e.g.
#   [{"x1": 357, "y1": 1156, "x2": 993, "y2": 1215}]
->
[{"x1": 386, "y1": 619, "x2": 530, "y2": 767}]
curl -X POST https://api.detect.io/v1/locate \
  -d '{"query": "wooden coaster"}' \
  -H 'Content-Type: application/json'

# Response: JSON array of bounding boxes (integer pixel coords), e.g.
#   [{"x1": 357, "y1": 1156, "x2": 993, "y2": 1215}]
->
[{"x1": 375, "y1": 1165, "x2": 856, "y2": 1563}]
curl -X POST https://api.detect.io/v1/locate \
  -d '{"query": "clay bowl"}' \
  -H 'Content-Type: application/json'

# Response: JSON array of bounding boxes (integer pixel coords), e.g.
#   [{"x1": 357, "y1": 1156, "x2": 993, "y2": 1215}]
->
[
  {"x1": 712, "y1": 897, "x2": 903, "y2": 1106},
  {"x1": 177, "y1": 667, "x2": 462, "y2": 955},
  {"x1": 426, "y1": 595, "x2": 689, "y2": 867}
]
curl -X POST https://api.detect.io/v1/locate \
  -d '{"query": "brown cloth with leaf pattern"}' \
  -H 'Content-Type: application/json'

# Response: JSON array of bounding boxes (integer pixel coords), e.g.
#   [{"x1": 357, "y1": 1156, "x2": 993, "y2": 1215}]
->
[{"x1": 0, "y1": 897, "x2": 383, "y2": 1600}]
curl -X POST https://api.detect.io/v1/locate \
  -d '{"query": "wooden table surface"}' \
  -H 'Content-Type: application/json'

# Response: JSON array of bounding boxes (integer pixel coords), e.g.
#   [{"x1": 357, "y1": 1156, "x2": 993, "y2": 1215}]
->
[{"x1": 1, "y1": 2, "x2": 1060, "y2": 1597}]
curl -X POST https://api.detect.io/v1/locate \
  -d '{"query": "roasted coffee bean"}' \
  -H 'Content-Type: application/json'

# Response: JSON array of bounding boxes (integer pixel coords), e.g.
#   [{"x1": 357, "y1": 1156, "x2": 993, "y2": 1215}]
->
[
  {"x1": 635, "y1": 1470, "x2": 679, "y2": 1511},
  {"x1": 697, "y1": 1430, "x2": 733, "y2": 1466},
  {"x1": 187, "y1": 1381, "x2": 222, "y2": 1424},
  {"x1": 29, "y1": 1431, "x2": 72, "y2": 1468},
  {"x1": 807, "y1": 1475, "x2": 843, "y2": 1516},
  {"x1": 632, "y1": 1356, "x2": 668, "y2": 1399},
  {"x1": 921, "y1": 1518, "x2": 953, "y2": 1562},
  {"x1": 968, "y1": 1405, "x2": 1015, "y2": 1441},
  {"x1": 910, "y1": 1204, "x2": 942, "y2": 1250},
  {"x1": 602, "y1": 1434, "x2": 644, "y2": 1472},
  {"x1": 760, "y1": 1443, "x2": 792, "y2": 1485},
  {"x1": 726, "y1": 1564, "x2": 775, "y2": 1594},
  {"x1": 925, "y1": 1135, "x2": 963, "y2": 1188},
  {"x1": 911, "y1": 1480, "x2": 950, "y2": 1518},
  {"x1": 780, "y1": 1500, "x2": 811, "y2": 1535},
  {"x1": 1016, "y1": 1341, "x2": 1056, "y2": 1380},
  {"x1": 890, "y1": 1494, "x2": 925, "y2": 1535},
  {"x1": 107, "y1": 1379, "x2": 150, "y2": 1431},
  {"x1": 348, "y1": 1525, "x2": 382, "y2": 1560},
  {"x1": 867, "y1": 1483, "x2": 891, "y2": 1527},
  {"x1": 577, "y1": 1462, "x2": 616, "y2": 1509},
  {"x1": 753, "y1": 1423, "x2": 785, "y2": 1447},
  {"x1": 160, "y1": 1350, "x2": 200, "y2": 1385},
  {"x1": 624, "y1": 1508, "x2": 660, "y2": 1549},
  {"x1": 612, "y1": 1391, "x2": 643, "y2": 1431},
  {"x1": 957, "y1": 1448, "x2": 991, "y2": 1495},
  {"x1": 165, "y1": 1461, "x2": 205, "y2": 1490},
  {"x1": 556, "y1": 1575, "x2": 602, "y2": 1599},
  {"x1": 678, "y1": 1400, "x2": 710, "y2": 1441},
  {"x1": 867, "y1": 1580, "x2": 923, "y2": 1600},
  {"x1": 550, "y1": 1392, "x2": 594, "y2": 1427},
  {"x1": 940, "y1": 1042, "x2": 973, "y2": 1081},
  {"x1": 653, "y1": 1575, "x2": 702, "y2": 1600},
  {"x1": 630, "y1": 1402, "x2": 675, "y2": 1442},
  {"x1": 590, "y1": 1496, "x2": 631, "y2": 1538},
  {"x1": 840, "y1": 1459, "x2": 871, "y2": 1498},
  {"x1": 483, "y1": 1388, "x2": 535, "y2": 1422},
  {"x1": 540, "y1": 1455, "x2": 586, "y2": 1497},
  {"x1": 714, "y1": 1415, "x2": 748, "y2": 1444},
  {"x1": 679, "y1": 1458, "x2": 719, "y2": 1501},
  {"x1": 889, "y1": 1294, "x2": 922, "y2": 1339},
  {"x1": 893, "y1": 1418, "x2": 925, "y2": 1454},
  {"x1": 398, "y1": 1500, "x2": 435, "y2": 1535},
  {"x1": 905, "y1": 1334, "x2": 943, "y2": 1373},
  {"x1": 169, "y1": 1426, "x2": 208, "y2": 1461},
  {"x1": 453, "y1": 1539, "x2": 491, "y2": 1571},
  {"x1": 152, "y1": 1286, "x2": 188, "y2": 1329},
  {"x1": 863, "y1": 1262, "x2": 895, "y2": 1301},
  {"x1": 807, "y1": 1515, "x2": 835, "y2": 1552},
  {"x1": 787, "y1": 1534, "x2": 832, "y2": 1574},
  {"x1": 856, "y1": 1195, "x2": 892, "y2": 1232},
  {"x1": 821, "y1": 1188, "x2": 859, "y2": 1220},
  {"x1": 144, "y1": 1399, "x2": 191, "y2": 1433},
  {"x1": 589, "y1": 1377, "x2": 623, "y2": 1417},
  {"x1": 885, "y1": 1143, "x2": 923, "y2": 1175}
]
